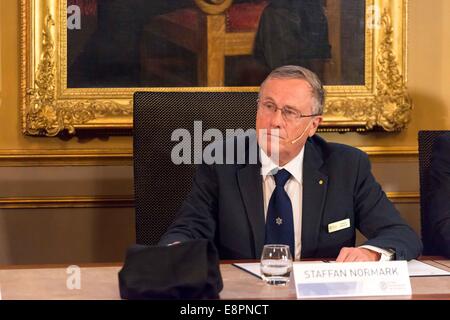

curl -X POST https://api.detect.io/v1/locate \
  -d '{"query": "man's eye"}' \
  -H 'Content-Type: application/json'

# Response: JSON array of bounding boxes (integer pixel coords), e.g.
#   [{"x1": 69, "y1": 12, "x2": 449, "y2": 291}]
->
[
  {"x1": 265, "y1": 104, "x2": 276, "y2": 110},
  {"x1": 284, "y1": 108, "x2": 298, "y2": 117}
]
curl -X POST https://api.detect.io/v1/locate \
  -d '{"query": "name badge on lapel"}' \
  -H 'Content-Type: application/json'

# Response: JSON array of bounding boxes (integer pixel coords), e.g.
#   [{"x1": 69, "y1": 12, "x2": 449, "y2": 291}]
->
[{"x1": 328, "y1": 218, "x2": 350, "y2": 233}]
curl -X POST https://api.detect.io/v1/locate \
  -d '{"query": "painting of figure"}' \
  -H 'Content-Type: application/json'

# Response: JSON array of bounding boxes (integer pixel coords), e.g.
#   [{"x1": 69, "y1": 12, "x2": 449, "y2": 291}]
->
[{"x1": 67, "y1": 0, "x2": 365, "y2": 88}]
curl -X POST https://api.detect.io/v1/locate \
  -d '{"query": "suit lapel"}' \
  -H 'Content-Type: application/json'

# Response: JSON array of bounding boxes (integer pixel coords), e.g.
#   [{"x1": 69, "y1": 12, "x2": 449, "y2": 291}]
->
[
  {"x1": 236, "y1": 134, "x2": 265, "y2": 258},
  {"x1": 237, "y1": 164, "x2": 265, "y2": 258},
  {"x1": 301, "y1": 139, "x2": 328, "y2": 257}
]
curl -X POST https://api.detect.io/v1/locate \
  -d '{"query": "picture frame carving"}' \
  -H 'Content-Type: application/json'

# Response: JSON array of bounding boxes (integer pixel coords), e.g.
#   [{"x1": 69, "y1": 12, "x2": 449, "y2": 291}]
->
[{"x1": 21, "y1": 0, "x2": 410, "y2": 136}]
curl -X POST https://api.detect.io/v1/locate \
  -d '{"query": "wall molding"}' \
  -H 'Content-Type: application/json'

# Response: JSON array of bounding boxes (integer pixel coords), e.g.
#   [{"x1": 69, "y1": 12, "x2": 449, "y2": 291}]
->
[
  {"x1": 0, "y1": 196, "x2": 134, "y2": 209},
  {"x1": 386, "y1": 192, "x2": 420, "y2": 204},
  {"x1": 360, "y1": 146, "x2": 418, "y2": 162},
  {"x1": 0, "y1": 146, "x2": 417, "y2": 166},
  {"x1": 359, "y1": 146, "x2": 418, "y2": 157},
  {"x1": 0, "y1": 149, "x2": 133, "y2": 166},
  {"x1": 0, "y1": 192, "x2": 419, "y2": 209}
]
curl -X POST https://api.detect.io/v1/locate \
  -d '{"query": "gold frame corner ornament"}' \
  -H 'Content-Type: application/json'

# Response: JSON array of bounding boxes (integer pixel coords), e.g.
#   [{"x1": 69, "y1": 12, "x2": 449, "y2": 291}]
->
[
  {"x1": 21, "y1": 0, "x2": 410, "y2": 136},
  {"x1": 327, "y1": 7, "x2": 412, "y2": 132}
]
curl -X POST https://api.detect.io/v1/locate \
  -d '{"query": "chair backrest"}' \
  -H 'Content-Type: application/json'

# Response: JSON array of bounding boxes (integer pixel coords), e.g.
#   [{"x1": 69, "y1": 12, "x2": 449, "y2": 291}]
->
[
  {"x1": 133, "y1": 91, "x2": 258, "y2": 245},
  {"x1": 418, "y1": 130, "x2": 449, "y2": 254}
]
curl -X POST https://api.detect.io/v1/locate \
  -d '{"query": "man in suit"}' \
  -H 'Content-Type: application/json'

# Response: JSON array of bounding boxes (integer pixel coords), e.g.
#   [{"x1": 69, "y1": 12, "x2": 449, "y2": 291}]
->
[
  {"x1": 426, "y1": 132, "x2": 450, "y2": 258},
  {"x1": 159, "y1": 65, "x2": 422, "y2": 261}
]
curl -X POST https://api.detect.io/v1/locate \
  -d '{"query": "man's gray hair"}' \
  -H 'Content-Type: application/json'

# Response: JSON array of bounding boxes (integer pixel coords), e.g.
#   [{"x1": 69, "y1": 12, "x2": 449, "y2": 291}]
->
[{"x1": 260, "y1": 65, "x2": 325, "y2": 115}]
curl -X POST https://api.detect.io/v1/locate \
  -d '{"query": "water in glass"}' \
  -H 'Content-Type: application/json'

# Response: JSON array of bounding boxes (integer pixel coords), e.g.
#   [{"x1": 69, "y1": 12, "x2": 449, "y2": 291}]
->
[{"x1": 260, "y1": 244, "x2": 293, "y2": 285}]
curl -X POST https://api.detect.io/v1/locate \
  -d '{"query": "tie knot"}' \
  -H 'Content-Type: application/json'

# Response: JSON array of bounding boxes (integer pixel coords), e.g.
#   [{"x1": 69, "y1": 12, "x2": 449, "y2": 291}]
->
[{"x1": 274, "y1": 169, "x2": 291, "y2": 187}]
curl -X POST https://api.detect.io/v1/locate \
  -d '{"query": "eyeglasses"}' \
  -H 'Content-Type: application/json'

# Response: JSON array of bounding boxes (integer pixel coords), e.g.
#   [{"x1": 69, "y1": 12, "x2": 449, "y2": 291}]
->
[{"x1": 257, "y1": 99, "x2": 321, "y2": 122}]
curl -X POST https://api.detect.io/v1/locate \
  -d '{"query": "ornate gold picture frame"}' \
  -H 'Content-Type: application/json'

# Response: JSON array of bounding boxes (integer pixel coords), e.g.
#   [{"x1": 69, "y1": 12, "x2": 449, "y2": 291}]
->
[{"x1": 21, "y1": 0, "x2": 410, "y2": 137}]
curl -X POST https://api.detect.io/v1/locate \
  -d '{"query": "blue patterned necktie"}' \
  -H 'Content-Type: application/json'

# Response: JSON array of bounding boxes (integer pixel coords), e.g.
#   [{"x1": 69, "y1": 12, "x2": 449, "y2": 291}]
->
[{"x1": 265, "y1": 169, "x2": 295, "y2": 258}]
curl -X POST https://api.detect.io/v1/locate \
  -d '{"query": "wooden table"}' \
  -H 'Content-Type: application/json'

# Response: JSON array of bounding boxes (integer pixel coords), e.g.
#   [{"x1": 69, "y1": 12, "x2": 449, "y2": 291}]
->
[
  {"x1": 0, "y1": 260, "x2": 449, "y2": 300},
  {"x1": 434, "y1": 260, "x2": 450, "y2": 269}
]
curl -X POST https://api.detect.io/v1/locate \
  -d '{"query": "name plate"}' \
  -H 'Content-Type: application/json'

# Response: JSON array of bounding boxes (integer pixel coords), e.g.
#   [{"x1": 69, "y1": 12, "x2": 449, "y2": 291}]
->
[{"x1": 293, "y1": 261, "x2": 411, "y2": 298}]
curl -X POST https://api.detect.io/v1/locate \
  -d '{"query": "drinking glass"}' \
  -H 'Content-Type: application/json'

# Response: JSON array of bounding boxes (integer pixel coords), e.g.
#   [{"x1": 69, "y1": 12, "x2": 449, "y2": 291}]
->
[{"x1": 260, "y1": 244, "x2": 293, "y2": 285}]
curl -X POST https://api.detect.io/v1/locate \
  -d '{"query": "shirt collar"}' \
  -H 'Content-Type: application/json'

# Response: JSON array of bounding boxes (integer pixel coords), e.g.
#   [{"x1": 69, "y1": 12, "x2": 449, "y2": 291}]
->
[{"x1": 259, "y1": 147, "x2": 305, "y2": 184}]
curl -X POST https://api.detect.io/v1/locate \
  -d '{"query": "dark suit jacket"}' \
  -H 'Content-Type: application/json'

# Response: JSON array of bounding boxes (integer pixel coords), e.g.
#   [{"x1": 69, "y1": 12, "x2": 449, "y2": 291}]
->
[
  {"x1": 159, "y1": 134, "x2": 422, "y2": 260},
  {"x1": 426, "y1": 133, "x2": 450, "y2": 257}
]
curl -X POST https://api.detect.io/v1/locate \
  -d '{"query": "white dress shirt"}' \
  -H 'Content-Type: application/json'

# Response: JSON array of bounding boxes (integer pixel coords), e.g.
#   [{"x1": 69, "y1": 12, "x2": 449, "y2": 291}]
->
[{"x1": 259, "y1": 147, "x2": 393, "y2": 261}]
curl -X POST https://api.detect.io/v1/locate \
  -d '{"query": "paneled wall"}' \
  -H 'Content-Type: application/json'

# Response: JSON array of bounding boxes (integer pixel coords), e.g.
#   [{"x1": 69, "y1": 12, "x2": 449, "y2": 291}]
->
[
  {"x1": 0, "y1": 0, "x2": 448, "y2": 264},
  {"x1": 0, "y1": 166, "x2": 135, "y2": 264}
]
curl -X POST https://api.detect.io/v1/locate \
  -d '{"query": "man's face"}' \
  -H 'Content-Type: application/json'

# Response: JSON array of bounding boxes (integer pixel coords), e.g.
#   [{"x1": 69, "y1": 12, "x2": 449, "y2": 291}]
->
[{"x1": 256, "y1": 77, "x2": 322, "y2": 165}]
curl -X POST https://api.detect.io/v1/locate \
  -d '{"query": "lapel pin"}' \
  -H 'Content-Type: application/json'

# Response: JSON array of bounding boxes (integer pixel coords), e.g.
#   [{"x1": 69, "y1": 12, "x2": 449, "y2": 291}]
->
[{"x1": 319, "y1": 179, "x2": 324, "y2": 185}]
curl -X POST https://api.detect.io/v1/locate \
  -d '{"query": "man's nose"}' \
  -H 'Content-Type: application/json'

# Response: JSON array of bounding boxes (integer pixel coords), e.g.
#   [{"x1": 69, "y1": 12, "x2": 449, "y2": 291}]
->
[{"x1": 270, "y1": 108, "x2": 284, "y2": 127}]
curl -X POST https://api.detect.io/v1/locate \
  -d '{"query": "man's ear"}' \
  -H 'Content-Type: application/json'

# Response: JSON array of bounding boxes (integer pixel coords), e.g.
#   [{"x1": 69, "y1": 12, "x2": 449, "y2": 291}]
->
[{"x1": 308, "y1": 116, "x2": 323, "y2": 137}]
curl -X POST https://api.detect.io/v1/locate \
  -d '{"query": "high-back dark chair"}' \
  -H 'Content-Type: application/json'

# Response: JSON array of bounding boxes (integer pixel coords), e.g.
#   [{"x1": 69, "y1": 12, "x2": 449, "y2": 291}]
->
[
  {"x1": 133, "y1": 92, "x2": 258, "y2": 245},
  {"x1": 418, "y1": 130, "x2": 449, "y2": 255}
]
